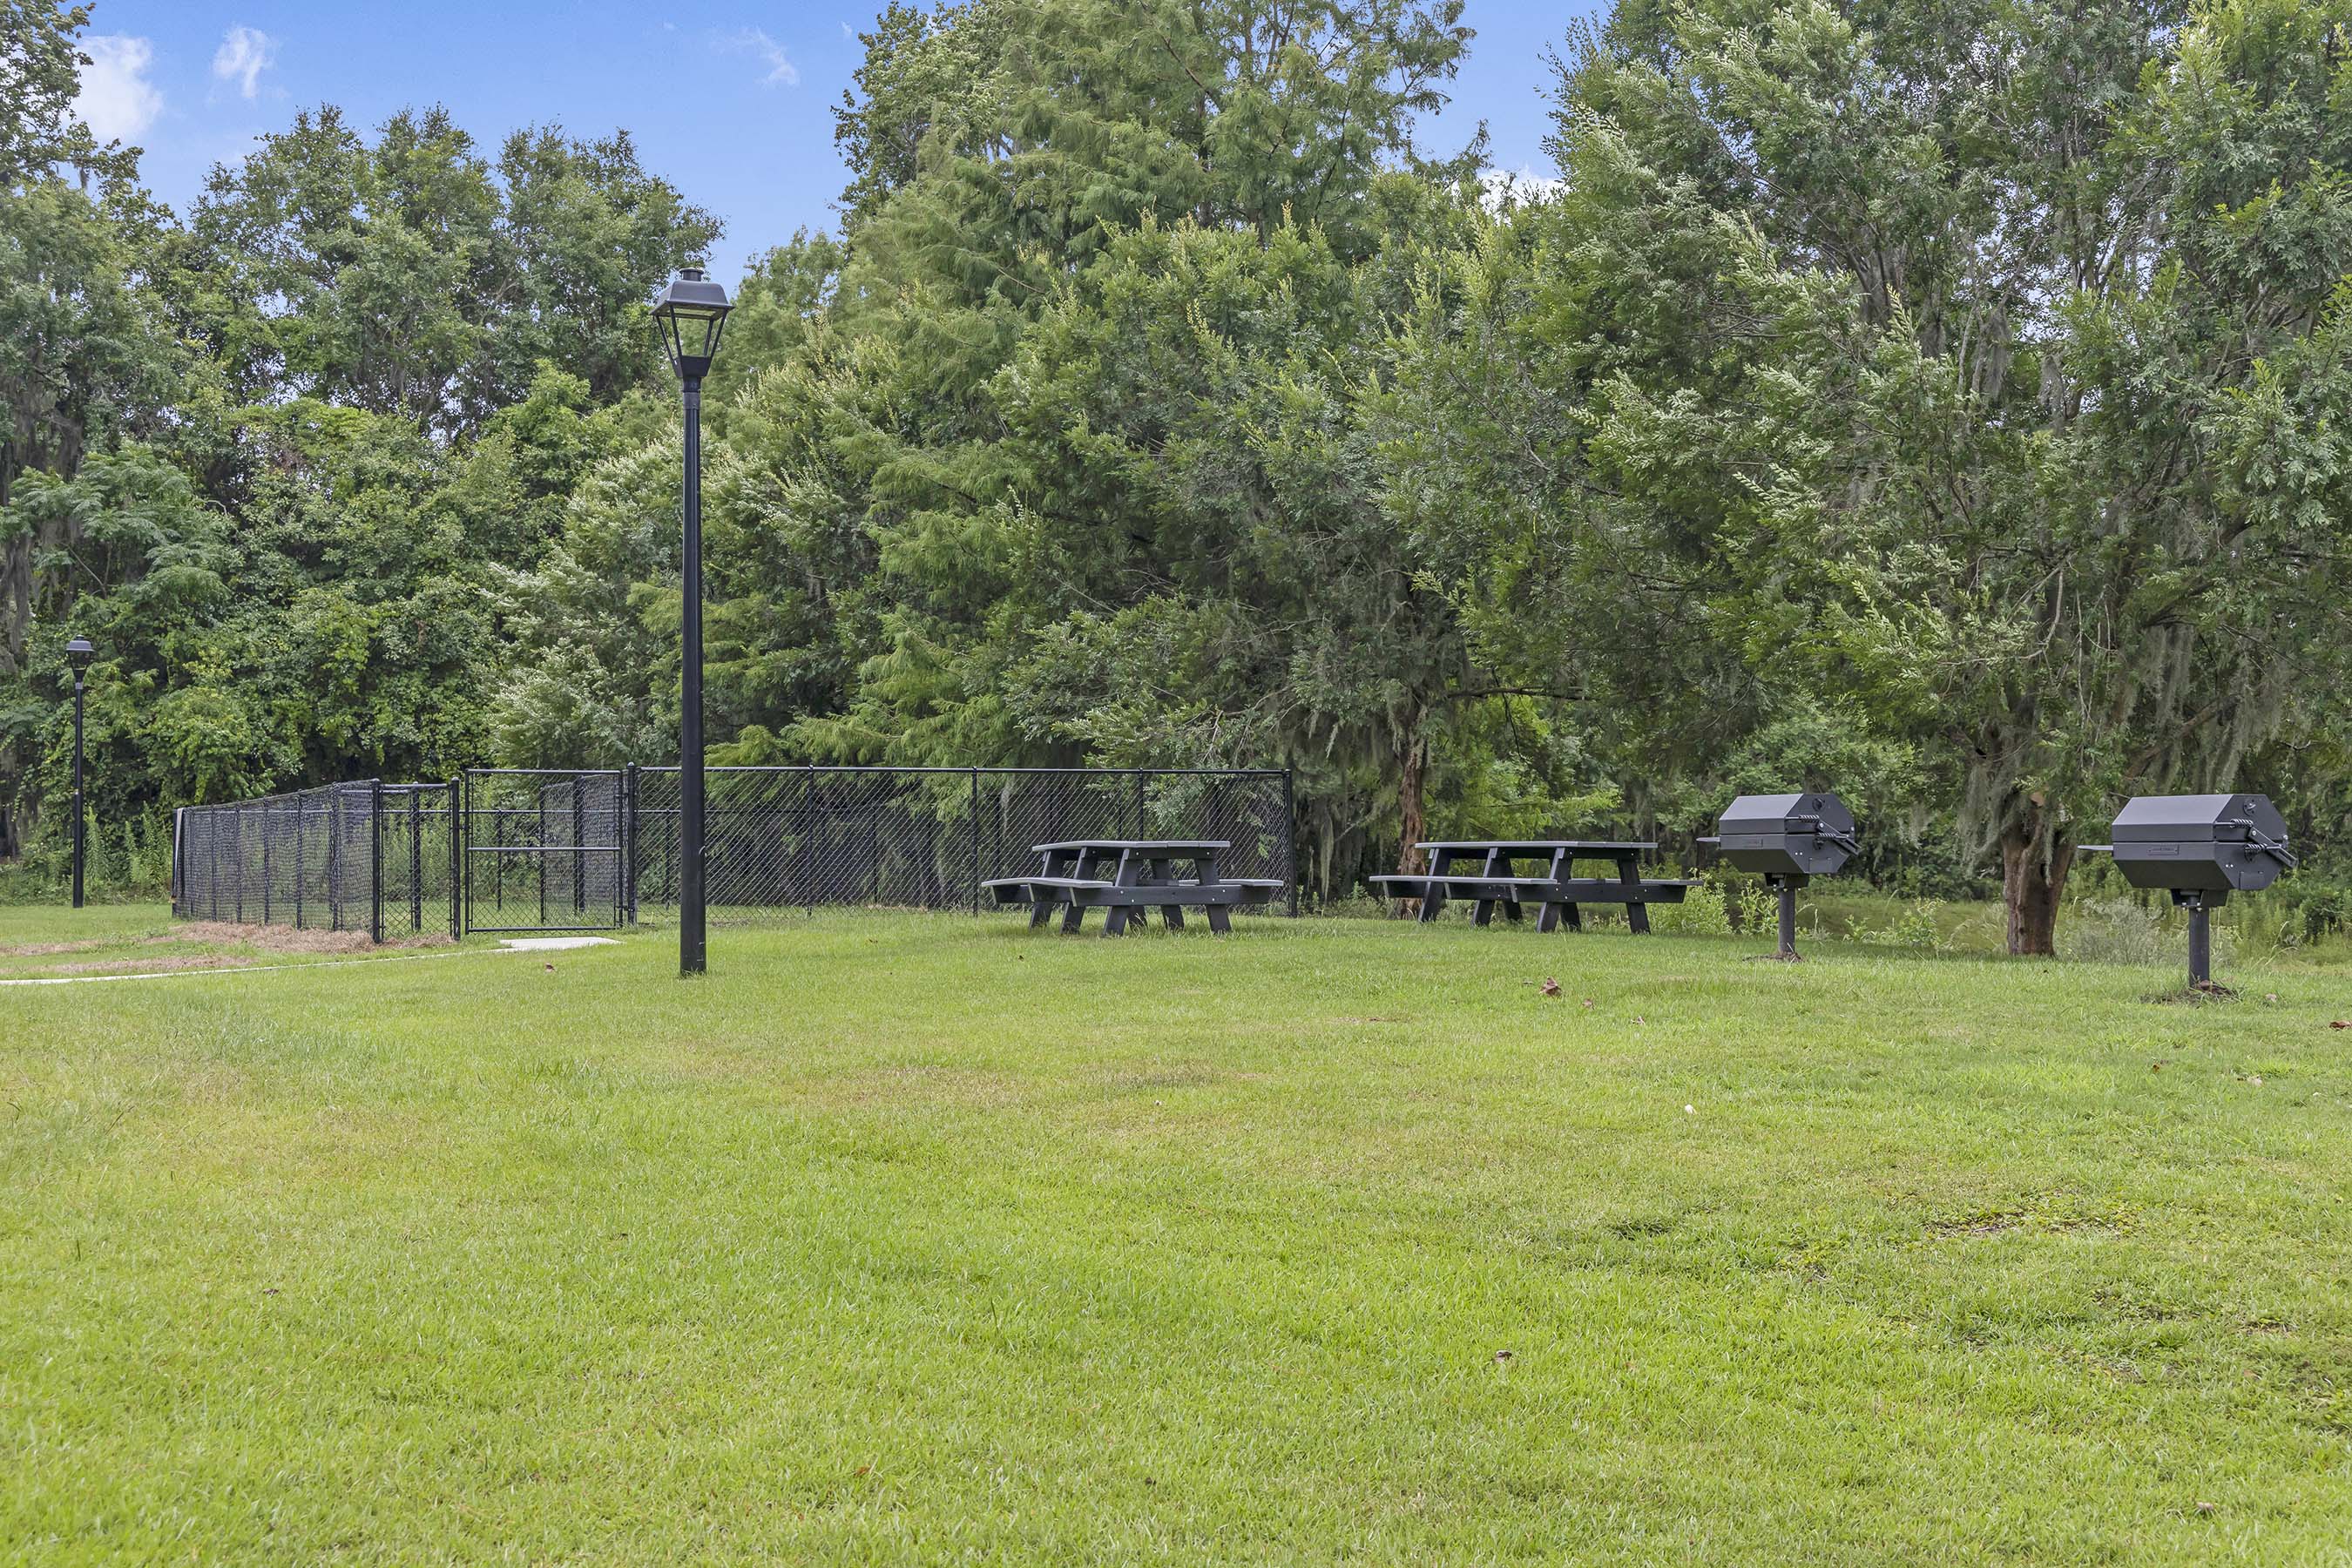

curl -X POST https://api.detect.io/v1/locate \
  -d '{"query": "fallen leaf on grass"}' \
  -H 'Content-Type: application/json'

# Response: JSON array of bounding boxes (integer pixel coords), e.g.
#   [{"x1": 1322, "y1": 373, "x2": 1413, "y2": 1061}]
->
[
  {"x1": 2331, "y1": 1020, "x2": 2349, "y2": 1030},
  {"x1": 1539, "y1": 977, "x2": 1561, "y2": 997},
  {"x1": 1493, "y1": 1349, "x2": 1515, "y2": 1363}
]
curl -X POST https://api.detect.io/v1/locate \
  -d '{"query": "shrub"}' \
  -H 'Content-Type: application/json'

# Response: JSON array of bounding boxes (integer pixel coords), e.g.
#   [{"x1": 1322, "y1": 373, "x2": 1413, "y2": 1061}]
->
[{"x1": 1848, "y1": 899, "x2": 1949, "y2": 950}]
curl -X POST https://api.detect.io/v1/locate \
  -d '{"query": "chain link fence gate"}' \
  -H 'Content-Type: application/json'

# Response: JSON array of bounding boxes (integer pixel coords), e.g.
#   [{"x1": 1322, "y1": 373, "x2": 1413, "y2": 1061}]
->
[
  {"x1": 173, "y1": 766, "x2": 1294, "y2": 940},
  {"x1": 459, "y1": 770, "x2": 626, "y2": 934}
]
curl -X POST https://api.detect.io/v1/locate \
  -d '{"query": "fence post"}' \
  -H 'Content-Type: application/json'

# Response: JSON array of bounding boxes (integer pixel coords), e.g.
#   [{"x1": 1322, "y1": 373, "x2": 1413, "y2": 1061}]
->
[
  {"x1": 623, "y1": 763, "x2": 639, "y2": 926},
  {"x1": 409, "y1": 787, "x2": 423, "y2": 935},
  {"x1": 1284, "y1": 768, "x2": 1299, "y2": 917},
  {"x1": 970, "y1": 767, "x2": 981, "y2": 916},
  {"x1": 1134, "y1": 770, "x2": 1146, "y2": 839},
  {"x1": 328, "y1": 789, "x2": 342, "y2": 932},
  {"x1": 171, "y1": 807, "x2": 183, "y2": 916},
  {"x1": 572, "y1": 774, "x2": 587, "y2": 918},
  {"x1": 449, "y1": 777, "x2": 463, "y2": 941},
  {"x1": 294, "y1": 794, "x2": 306, "y2": 929},
  {"x1": 369, "y1": 779, "x2": 385, "y2": 943},
  {"x1": 233, "y1": 802, "x2": 247, "y2": 923},
  {"x1": 805, "y1": 764, "x2": 816, "y2": 920},
  {"x1": 260, "y1": 801, "x2": 273, "y2": 925}
]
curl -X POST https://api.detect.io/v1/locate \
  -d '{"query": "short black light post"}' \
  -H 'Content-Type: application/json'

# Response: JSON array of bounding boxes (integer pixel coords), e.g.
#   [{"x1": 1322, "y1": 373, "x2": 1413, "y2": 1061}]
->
[
  {"x1": 652, "y1": 267, "x2": 733, "y2": 976},
  {"x1": 64, "y1": 636, "x2": 93, "y2": 908}
]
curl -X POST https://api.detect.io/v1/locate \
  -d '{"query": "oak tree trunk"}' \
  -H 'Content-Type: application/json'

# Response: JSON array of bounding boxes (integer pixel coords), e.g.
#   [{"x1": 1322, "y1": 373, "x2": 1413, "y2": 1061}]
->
[
  {"x1": 2001, "y1": 818, "x2": 2074, "y2": 956},
  {"x1": 1396, "y1": 728, "x2": 1428, "y2": 874},
  {"x1": 1392, "y1": 727, "x2": 1429, "y2": 916}
]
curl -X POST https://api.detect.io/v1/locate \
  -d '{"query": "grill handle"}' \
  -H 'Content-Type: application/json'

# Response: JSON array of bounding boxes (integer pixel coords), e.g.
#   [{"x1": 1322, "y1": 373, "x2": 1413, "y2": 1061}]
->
[
  {"x1": 2220, "y1": 818, "x2": 2297, "y2": 870},
  {"x1": 1794, "y1": 815, "x2": 1861, "y2": 855},
  {"x1": 2247, "y1": 829, "x2": 2297, "y2": 870}
]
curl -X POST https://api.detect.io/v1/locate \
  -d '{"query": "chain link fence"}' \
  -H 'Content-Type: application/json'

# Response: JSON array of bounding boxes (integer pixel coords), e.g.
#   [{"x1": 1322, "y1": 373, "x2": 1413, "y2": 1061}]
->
[
  {"x1": 173, "y1": 781, "x2": 458, "y2": 939},
  {"x1": 630, "y1": 767, "x2": 1294, "y2": 923},
  {"x1": 173, "y1": 766, "x2": 1292, "y2": 941}
]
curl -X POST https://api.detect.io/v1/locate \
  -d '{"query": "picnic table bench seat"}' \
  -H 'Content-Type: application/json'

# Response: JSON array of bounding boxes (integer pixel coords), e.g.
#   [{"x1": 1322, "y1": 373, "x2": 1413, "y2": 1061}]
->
[
  {"x1": 1368, "y1": 874, "x2": 1698, "y2": 904},
  {"x1": 1375, "y1": 839, "x2": 1693, "y2": 933},
  {"x1": 983, "y1": 876, "x2": 1284, "y2": 907},
  {"x1": 985, "y1": 840, "x2": 1284, "y2": 935}
]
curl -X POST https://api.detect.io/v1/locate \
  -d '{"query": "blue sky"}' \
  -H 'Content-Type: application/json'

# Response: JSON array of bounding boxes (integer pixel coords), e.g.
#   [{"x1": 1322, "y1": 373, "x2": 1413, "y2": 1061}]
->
[{"x1": 71, "y1": 1, "x2": 1591, "y2": 285}]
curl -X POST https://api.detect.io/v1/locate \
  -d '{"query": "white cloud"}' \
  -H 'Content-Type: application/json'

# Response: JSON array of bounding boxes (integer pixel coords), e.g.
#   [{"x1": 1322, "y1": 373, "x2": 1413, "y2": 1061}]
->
[
  {"x1": 720, "y1": 27, "x2": 799, "y2": 87},
  {"x1": 212, "y1": 26, "x2": 277, "y2": 101},
  {"x1": 72, "y1": 35, "x2": 164, "y2": 143}
]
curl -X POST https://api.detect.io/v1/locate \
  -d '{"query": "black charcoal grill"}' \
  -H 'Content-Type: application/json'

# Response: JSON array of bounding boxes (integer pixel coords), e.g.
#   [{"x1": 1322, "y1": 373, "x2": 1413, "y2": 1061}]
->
[
  {"x1": 1698, "y1": 791, "x2": 1861, "y2": 960},
  {"x1": 2080, "y1": 793, "x2": 2294, "y2": 988}
]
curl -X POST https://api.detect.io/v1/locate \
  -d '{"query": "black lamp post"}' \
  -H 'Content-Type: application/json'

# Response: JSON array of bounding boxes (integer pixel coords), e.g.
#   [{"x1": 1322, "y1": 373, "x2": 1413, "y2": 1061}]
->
[
  {"x1": 64, "y1": 636, "x2": 93, "y2": 909},
  {"x1": 651, "y1": 266, "x2": 732, "y2": 976}
]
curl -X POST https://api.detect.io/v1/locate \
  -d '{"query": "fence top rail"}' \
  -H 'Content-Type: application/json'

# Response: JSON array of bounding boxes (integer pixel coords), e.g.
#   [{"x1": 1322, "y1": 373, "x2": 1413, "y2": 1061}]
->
[
  {"x1": 467, "y1": 767, "x2": 626, "y2": 778},
  {"x1": 634, "y1": 764, "x2": 1288, "y2": 778},
  {"x1": 186, "y1": 780, "x2": 382, "y2": 812}
]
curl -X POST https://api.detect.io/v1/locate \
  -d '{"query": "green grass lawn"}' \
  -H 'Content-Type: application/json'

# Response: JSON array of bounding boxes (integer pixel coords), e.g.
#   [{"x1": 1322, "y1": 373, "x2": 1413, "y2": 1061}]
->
[{"x1": 5, "y1": 905, "x2": 2352, "y2": 1563}]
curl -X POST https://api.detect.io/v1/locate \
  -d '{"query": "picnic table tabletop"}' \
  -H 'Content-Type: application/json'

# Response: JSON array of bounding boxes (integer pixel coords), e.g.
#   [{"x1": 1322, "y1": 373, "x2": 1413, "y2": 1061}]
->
[
  {"x1": 1414, "y1": 839, "x2": 1656, "y2": 854},
  {"x1": 1030, "y1": 838, "x2": 1232, "y2": 854}
]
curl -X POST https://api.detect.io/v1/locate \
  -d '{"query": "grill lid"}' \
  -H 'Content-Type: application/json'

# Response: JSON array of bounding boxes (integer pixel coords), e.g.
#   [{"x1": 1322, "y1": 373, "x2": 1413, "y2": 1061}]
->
[
  {"x1": 2111, "y1": 793, "x2": 2289, "y2": 853},
  {"x1": 1718, "y1": 792, "x2": 1859, "y2": 848}
]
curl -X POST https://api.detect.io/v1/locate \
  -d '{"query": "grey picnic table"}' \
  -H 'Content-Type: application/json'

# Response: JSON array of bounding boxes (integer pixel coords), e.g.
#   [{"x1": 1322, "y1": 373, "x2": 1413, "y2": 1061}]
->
[
  {"x1": 982, "y1": 839, "x2": 1285, "y2": 936},
  {"x1": 1369, "y1": 839, "x2": 1697, "y2": 933}
]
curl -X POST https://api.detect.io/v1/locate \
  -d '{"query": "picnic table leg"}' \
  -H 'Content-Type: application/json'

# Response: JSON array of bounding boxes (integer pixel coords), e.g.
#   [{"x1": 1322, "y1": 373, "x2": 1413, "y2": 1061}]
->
[
  {"x1": 1618, "y1": 853, "x2": 1651, "y2": 936},
  {"x1": 1200, "y1": 850, "x2": 1231, "y2": 934},
  {"x1": 1536, "y1": 848, "x2": 1567, "y2": 934},
  {"x1": 1103, "y1": 848, "x2": 1146, "y2": 937},
  {"x1": 1060, "y1": 850, "x2": 1092, "y2": 934},
  {"x1": 1416, "y1": 849, "x2": 1451, "y2": 925},
  {"x1": 1028, "y1": 848, "x2": 1064, "y2": 929},
  {"x1": 1472, "y1": 847, "x2": 1504, "y2": 927},
  {"x1": 1152, "y1": 855, "x2": 1185, "y2": 929}
]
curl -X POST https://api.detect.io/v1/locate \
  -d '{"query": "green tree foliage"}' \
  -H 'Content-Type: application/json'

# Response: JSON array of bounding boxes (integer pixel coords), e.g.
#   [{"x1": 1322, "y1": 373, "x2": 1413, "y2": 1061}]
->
[
  {"x1": 0, "y1": 2, "x2": 719, "y2": 875},
  {"x1": 1383, "y1": 0, "x2": 2352, "y2": 950},
  {"x1": 10, "y1": 0, "x2": 2352, "y2": 942}
]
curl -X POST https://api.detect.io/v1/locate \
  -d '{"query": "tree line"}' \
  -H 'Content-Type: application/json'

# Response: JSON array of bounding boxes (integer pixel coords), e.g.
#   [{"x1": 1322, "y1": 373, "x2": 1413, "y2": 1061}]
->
[{"x1": 4, "y1": 0, "x2": 2350, "y2": 952}]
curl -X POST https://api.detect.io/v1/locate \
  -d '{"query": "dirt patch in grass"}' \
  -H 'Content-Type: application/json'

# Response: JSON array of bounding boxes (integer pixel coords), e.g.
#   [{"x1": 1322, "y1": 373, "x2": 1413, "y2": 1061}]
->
[
  {"x1": 168, "y1": 922, "x2": 452, "y2": 955},
  {"x1": 1929, "y1": 1211, "x2": 2025, "y2": 1238},
  {"x1": 43, "y1": 951, "x2": 337, "y2": 976},
  {"x1": 3, "y1": 921, "x2": 456, "y2": 975},
  {"x1": 2150, "y1": 982, "x2": 2240, "y2": 1005}
]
